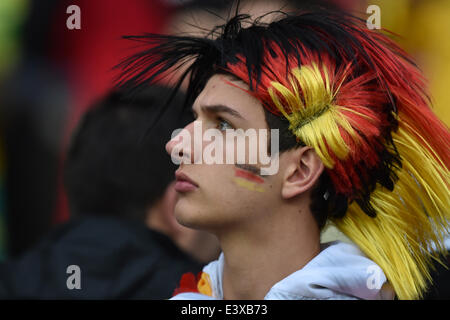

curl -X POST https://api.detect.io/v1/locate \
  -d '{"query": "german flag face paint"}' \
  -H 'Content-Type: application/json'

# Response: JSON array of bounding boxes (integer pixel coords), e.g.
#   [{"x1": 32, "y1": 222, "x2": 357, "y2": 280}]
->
[{"x1": 233, "y1": 164, "x2": 265, "y2": 193}]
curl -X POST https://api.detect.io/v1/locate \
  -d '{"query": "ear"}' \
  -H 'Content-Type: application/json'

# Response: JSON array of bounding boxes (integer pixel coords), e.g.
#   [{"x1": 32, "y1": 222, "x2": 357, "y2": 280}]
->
[{"x1": 281, "y1": 146, "x2": 324, "y2": 199}]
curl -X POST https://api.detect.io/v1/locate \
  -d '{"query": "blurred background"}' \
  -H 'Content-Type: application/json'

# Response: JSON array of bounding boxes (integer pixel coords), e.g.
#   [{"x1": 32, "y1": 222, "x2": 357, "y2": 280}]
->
[{"x1": 0, "y1": 0, "x2": 448, "y2": 260}]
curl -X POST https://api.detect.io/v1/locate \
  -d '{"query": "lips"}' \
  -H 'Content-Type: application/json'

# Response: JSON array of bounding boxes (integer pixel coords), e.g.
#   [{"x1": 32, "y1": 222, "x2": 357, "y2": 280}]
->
[{"x1": 174, "y1": 171, "x2": 199, "y2": 192}]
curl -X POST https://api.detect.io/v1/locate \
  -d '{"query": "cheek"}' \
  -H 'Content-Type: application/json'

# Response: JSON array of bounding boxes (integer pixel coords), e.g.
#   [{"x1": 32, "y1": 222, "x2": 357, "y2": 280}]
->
[
  {"x1": 232, "y1": 175, "x2": 265, "y2": 193},
  {"x1": 226, "y1": 175, "x2": 278, "y2": 223},
  {"x1": 229, "y1": 167, "x2": 282, "y2": 212},
  {"x1": 203, "y1": 166, "x2": 270, "y2": 215},
  {"x1": 174, "y1": 164, "x2": 279, "y2": 229},
  {"x1": 232, "y1": 166, "x2": 266, "y2": 192}
]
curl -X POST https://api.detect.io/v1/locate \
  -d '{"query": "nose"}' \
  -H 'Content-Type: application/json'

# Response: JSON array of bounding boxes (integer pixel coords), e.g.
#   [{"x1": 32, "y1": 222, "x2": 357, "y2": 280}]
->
[
  {"x1": 165, "y1": 121, "x2": 195, "y2": 163},
  {"x1": 165, "y1": 133, "x2": 180, "y2": 156}
]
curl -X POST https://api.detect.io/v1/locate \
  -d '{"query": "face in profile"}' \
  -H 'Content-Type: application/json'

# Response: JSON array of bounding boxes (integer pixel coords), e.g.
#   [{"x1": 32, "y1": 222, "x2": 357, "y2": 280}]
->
[{"x1": 165, "y1": 74, "x2": 288, "y2": 234}]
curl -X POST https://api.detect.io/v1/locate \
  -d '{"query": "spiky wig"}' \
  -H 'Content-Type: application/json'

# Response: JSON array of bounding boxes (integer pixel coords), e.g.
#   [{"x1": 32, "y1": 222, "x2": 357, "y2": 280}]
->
[{"x1": 117, "y1": 10, "x2": 450, "y2": 300}]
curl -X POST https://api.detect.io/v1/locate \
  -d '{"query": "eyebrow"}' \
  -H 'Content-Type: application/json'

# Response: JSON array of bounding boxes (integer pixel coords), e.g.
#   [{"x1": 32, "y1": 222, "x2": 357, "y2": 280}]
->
[{"x1": 200, "y1": 104, "x2": 245, "y2": 120}]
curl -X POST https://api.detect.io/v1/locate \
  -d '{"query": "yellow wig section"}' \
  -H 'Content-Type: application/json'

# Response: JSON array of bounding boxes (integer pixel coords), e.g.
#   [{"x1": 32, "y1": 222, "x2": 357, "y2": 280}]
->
[
  {"x1": 268, "y1": 63, "x2": 356, "y2": 168},
  {"x1": 333, "y1": 118, "x2": 449, "y2": 299}
]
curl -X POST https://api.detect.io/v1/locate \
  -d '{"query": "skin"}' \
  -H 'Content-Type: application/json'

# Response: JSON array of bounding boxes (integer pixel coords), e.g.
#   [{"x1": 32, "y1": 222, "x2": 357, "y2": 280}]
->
[{"x1": 166, "y1": 74, "x2": 324, "y2": 299}]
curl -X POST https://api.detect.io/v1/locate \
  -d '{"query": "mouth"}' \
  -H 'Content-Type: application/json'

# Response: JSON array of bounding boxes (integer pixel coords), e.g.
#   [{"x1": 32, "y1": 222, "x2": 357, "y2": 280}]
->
[{"x1": 174, "y1": 170, "x2": 199, "y2": 193}]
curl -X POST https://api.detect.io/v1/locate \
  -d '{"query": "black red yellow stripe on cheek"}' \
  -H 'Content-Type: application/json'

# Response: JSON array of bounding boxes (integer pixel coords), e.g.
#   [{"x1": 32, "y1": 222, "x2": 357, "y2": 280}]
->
[{"x1": 233, "y1": 164, "x2": 265, "y2": 192}]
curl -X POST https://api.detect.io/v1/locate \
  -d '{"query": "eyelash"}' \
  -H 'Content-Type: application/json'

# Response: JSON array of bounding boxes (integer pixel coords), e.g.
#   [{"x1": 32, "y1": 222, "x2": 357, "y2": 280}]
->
[{"x1": 216, "y1": 117, "x2": 234, "y2": 131}]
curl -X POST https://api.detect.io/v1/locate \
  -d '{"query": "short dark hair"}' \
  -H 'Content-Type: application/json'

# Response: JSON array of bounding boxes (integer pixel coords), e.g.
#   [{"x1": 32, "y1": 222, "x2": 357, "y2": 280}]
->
[{"x1": 64, "y1": 85, "x2": 193, "y2": 220}]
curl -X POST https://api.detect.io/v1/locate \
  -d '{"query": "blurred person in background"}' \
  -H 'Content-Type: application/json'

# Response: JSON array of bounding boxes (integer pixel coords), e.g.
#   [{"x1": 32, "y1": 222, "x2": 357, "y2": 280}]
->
[
  {"x1": 0, "y1": 0, "x2": 177, "y2": 260},
  {"x1": 0, "y1": 85, "x2": 219, "y2": 299}
]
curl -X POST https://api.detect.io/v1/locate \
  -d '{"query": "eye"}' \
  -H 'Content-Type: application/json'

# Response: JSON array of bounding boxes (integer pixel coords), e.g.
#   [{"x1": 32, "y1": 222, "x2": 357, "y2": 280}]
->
[{"x1": 217, "y1": 118, "x2": 233, "y2": 131}]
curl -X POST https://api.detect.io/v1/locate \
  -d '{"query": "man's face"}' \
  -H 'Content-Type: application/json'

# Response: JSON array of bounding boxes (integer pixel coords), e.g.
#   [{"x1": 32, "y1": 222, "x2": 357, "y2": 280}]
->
[{"x1": 166, "y1": 74, "x2": 285, "y2": 233}]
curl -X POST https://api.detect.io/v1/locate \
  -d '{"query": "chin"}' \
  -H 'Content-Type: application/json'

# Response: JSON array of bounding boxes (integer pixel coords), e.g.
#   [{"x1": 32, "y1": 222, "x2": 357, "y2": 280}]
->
[
  {"x1": 174, "y1": 198, "x2": 226, "y2": 232},
  {"x1": 173, "y1": 198, "x2": 205, "y2": 230}
]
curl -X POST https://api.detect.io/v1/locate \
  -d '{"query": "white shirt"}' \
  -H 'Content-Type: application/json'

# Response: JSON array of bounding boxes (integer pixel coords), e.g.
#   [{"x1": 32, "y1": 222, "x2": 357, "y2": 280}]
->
[{"x1": 172, "y1": 241, "x2": 395, "y2": 300}]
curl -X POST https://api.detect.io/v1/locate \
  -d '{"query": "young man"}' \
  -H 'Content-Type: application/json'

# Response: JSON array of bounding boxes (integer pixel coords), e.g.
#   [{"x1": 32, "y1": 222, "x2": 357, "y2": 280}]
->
[{"x1": 118, "y1": 9, "x2": 450, "y2": 300}]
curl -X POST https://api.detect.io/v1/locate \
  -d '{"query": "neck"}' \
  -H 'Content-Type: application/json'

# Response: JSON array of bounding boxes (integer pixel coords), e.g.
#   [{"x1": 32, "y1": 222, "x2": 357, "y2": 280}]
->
[{"x1": 217, "y1": 202, "x2": 321, "y2": 300}]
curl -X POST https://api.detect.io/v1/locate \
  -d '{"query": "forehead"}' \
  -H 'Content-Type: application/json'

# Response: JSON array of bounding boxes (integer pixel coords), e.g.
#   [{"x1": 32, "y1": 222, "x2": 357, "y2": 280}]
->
[{"x1": 193, "y1": 74, "x2": 267, "y2": 126}]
